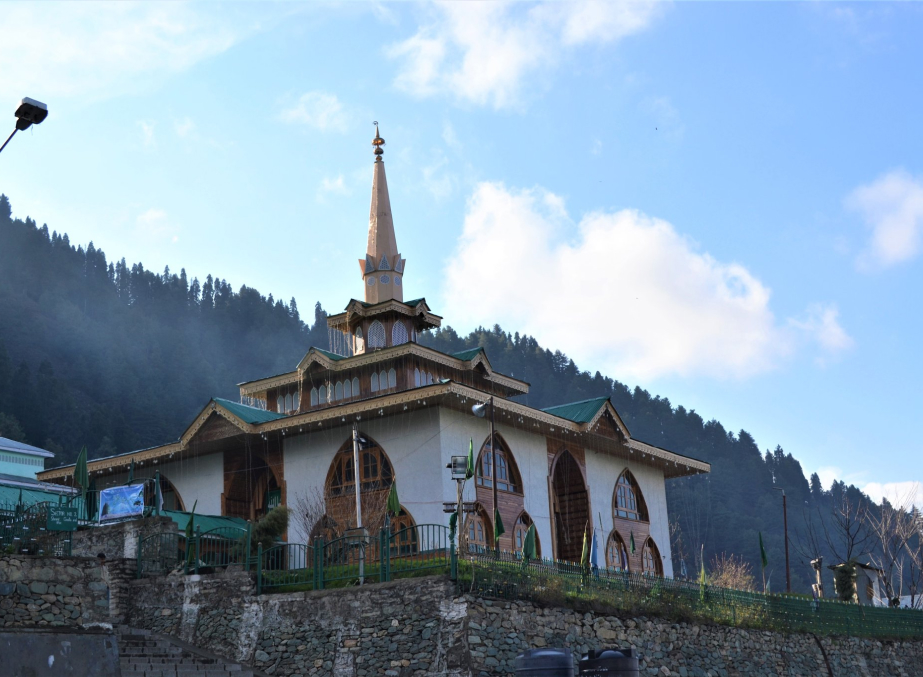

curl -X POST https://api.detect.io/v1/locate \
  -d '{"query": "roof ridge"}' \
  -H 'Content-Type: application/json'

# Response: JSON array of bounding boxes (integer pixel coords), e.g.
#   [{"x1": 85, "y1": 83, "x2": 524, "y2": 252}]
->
[{"x1": 541, "y1": 395, "x2": 610, "y2": 411}]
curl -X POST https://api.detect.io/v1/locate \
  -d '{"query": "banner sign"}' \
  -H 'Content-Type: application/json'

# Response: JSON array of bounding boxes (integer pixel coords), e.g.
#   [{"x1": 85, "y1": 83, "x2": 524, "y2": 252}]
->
[
  {"x1": 98, "y1": 484, "x2": 144, "y2": 522},
  {"x1": 46, "y1": 505, "x2": 79, "y2": 531}
]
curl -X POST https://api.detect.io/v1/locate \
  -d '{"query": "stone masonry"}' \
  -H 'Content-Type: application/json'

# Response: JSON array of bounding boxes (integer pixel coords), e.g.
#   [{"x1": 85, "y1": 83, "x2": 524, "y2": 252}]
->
[{"x1": 0, "y1": 555, "x2": 111, "y2": 627}]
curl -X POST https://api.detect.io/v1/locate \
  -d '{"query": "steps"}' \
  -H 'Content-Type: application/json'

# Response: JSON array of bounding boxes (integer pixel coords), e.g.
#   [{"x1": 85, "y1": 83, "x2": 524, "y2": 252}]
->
[{"x1": 117, "y1": 627, "x2": 257, "y2": 677}]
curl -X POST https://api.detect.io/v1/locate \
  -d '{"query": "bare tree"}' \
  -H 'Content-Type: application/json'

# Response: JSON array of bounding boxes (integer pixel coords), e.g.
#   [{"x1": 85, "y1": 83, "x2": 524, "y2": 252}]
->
[
  {"x1": 290, "y1": 487, "x2": 329, "y2": 543},
  {"x1": 866, "y1": 495, "x2": 913, "y2": 604},
  {"x1": 669, "y1": 518, "x2": 690, "y2": 578},
  {"x1": 822, "y1": 492, "x2": 873, "y2": 564},
  {"x1": 708, "y1": 553, "x2": 757, "y2": 591}
]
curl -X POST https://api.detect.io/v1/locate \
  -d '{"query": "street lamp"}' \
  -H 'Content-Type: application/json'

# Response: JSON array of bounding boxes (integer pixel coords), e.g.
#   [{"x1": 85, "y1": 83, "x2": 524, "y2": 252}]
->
[
  {"x1": 772, "y1": 486, "x2": 791, "y2": 593},
  {"x1": 0, "y1": 98, "x2": 49, "y2": 155}
]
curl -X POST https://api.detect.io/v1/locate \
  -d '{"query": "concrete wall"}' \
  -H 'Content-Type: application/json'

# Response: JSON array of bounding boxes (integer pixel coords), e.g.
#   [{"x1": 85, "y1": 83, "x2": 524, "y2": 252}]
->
[
  {"x1": 71, "y1": 516, "x2": 175, "y2": 561},
  {"x1": 0, "y1": 628, "x2": 121, "y2": 677}
]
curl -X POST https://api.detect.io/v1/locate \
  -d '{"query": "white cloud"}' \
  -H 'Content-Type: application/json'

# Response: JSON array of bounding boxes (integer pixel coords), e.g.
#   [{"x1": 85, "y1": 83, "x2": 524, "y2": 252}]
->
[
  {"x1": 387, "y1": 1, "x2": 662, "y2": 109},
  {"x1": 138, "y1": 121, "x2": 156, "y2": 148},
  {"x1": 847, "y1": 170, "x2": 923, "y2": 270},
  {"x1": 641, "y1": 96, "x2": 685, "y2": 140},
  {"x1": 174, "y1": 117, "x2": 195, "y2": 137},
  {"x1": 422, "y1": 154, "x2": 456, "y2": 200},
  {"x1": 862, "y1": 481, "x2": 923, "y2": 510},
  {"x1": 136, "y1": 208, "x2": 178, "y2": 243},
  {"x1": 591, "y1": 138, "x2": 603, "y2": 155},
  {"x1": 317, "y1": 175, "x2": 349, "y2": 203},
  {"x1": 280, "y1": 92, "x2": 349, "y2": 132},
  {"x1": 789, "y1": 304, "x2": 854, "y2": 363},
  {"x1": 443, "y1": 183, "x2": 851, "y2": 381},
  {"x1": 0, "y1": 3, "x2": 241, "y2": 103},
  {"x1": 442, "y1": 121, "x2": 460, "y2": 149}
]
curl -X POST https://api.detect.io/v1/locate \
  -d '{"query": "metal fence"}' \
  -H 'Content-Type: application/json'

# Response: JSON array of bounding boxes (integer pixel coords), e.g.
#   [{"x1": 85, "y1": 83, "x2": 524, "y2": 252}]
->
[
  {"x1": 137, "y1": 524, "x2": 252, "y2": 577},
  {"x1": 464, "y1": 554, "x2": 923, "y2": 640},
  {"x1": 0, "y1": 502, "x2": 72, "y2": 557},
  {"x1": 256, "y1": 523, "x2": 456, "y2": 594}
]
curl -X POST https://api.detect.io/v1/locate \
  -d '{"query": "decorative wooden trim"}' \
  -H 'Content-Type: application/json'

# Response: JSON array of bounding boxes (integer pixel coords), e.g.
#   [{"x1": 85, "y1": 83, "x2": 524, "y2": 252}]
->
[
  {"x1": 180, "y1": 401, "x2": 254, "y2": 447},
  {"x1": 586, "y1": 402, "x2": 631, "y2": 439},
  {"x1": 327, "y1": 298, "x2": 443, "y2": 329},
  {"x1": 37, "y1": 442, "x2": 183, "y2": 480},
  {"x1": 628, "y1": 439, "x2": 710, "y2": 476},
  {"x1": 237, "y1": 371, "x2": 300, "y2": 393}
]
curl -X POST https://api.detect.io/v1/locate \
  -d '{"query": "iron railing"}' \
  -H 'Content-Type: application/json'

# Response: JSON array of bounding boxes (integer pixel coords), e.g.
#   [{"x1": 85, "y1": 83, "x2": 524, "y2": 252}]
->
[{"x1": 0, "y1": 502, "x2": 72, "y2": 556}]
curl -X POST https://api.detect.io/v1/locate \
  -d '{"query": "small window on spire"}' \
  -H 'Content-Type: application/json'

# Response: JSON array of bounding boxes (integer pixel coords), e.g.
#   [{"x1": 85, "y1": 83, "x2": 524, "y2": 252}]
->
[
  {"x1": 379, "y1": 255, "x2": 391, "y2": 271},
  {"x1": 394, "y1": 258, "x2": 404, "y2": 273}
]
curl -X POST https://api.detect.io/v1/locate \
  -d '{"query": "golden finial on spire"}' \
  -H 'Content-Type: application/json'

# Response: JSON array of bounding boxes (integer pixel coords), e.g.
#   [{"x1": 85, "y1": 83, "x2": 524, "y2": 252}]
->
[{"x1": 372, "y1": 121, "x2": 385, "y2": 161}]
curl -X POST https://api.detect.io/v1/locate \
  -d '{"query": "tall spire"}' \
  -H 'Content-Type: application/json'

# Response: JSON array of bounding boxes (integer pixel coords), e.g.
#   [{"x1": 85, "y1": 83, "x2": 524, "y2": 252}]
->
[{"x1": 359, "y1": 123, "x2": 405, "y2": 303}]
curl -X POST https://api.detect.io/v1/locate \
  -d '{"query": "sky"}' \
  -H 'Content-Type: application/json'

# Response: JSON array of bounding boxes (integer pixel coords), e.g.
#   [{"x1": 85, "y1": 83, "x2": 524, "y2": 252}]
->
[{"x1": 1, "y1": 2, "x2": 921, "y2": 507}]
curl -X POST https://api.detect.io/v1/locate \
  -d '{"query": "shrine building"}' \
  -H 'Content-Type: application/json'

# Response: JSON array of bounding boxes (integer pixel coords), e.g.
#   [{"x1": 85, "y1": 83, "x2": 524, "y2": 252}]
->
[{"x1": 39, "y1": 128, "x2": 710, "y2": 575}]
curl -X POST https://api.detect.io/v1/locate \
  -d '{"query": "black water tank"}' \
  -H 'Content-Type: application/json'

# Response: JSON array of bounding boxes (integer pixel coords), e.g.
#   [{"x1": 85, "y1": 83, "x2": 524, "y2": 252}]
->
[
  {"x1": 578, "y1": 648, "x2": 640, "y2": 675},
  {"x1": 515, "y1": 648, "x2": 575, "y2": 676}
]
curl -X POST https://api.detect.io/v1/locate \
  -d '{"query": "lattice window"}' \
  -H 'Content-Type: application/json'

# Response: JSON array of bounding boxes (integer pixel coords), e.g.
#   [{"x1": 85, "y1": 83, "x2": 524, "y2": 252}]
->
[
  {"x1": 606, "y1": 532, "x2": 629, "y2": 570},
  {"x1": 368, "y1": 321, "x2": 386, "y2": 349},
  {"x1": 642, "y1": 538, "x2": 662, "y2": 576},
  {"x1": 392, "y1": 321, "x2": 409, "y2": 345},
  {"x1": 614, "y1": 471, "x2": 648, "y2": 522},
  {"x1": 379, "y1": 255, "x2": 391, "y2": 270}
]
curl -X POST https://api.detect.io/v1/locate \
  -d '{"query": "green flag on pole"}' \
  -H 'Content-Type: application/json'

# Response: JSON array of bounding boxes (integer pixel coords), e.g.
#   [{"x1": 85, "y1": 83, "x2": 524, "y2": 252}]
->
[
  {"x1": 448, "y1": 511, "x2": 458, "y2": 542},
  {"x1": 185, "y1": 500, "x2": 198, "y2": 568},
  {"x1": 759, "y1": 532, "x2": 769, "y2": 570},
  {"x1": 630, "y1": 530, "x2": 636, "y2": 554},
  {"x1": 581, "y1": 525, "x2": 590, "y2": 569},
  {"x1": 387, "y1": 480, "x2": 401, "y2": 516},
  {"x1": 494, "y1": 507, "x2": 505, "y2": 541},
  {"x1": 522, "y1": 523, "x2": 537, "y2": 562},
  {"x1": 466, "y1": 438, "x2": 475, "y2": 480}
]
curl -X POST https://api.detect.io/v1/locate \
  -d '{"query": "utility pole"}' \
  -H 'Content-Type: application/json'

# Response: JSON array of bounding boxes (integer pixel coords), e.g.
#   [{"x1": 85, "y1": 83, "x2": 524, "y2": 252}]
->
[
  {"x1": 489, "y1": 397, "x2": 498, "y2": 555},
  {"x1": 773, "y1": 486, "x2": 791, "y2": 593},
  {"x1": 352, "y1": 422, "x2": 364, "y2": 584}
]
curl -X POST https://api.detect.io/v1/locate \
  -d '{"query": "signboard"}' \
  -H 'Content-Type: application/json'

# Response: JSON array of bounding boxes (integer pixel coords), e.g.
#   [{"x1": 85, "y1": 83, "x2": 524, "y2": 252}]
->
[
  {"x1": 46, "y1": 505, "x2": 79, "y2": 532},
  {"x1": 98, "y1": 484, "x2": 144, "y2": 522}
]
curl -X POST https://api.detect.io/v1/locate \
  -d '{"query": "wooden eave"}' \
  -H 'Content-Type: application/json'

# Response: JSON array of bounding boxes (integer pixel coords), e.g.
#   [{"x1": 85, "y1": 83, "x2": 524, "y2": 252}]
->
[
  {"x1": 584, "y1": 400, "x2": 632, "y2": 439},
  {"x1": 37, "y1": 442, "x2": 183, "y2": 481},
  {"x1": 37, "y1": 382, "x2": 709, "y2": 481},
  {"x1": 326, "y1": 298, "x2": 443, "y2": 330},
  {"x1": 239, "y1": 342, "x2": 529, "y2": 398}
]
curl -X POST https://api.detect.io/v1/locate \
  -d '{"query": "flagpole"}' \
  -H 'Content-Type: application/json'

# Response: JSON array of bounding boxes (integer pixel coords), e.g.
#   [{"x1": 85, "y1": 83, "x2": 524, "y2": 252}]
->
[
  {"x1": 352, "y1": 422, "x2": 364, "y2": 585},
  {"x1": 490, "y1": 396, "x2": 498, "y2": 556}
]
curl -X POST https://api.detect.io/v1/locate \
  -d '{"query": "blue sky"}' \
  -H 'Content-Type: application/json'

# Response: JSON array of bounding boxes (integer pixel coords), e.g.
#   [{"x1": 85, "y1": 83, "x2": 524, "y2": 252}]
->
[{"x1": 1, "y1": 2, "x2": 921, "y2": 505}]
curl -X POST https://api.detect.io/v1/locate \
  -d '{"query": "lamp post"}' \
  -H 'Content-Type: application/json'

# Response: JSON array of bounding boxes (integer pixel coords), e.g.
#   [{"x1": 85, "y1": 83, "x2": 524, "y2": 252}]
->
[
  {"x1": 773, "y1": 486, "x2": 791, "y2": 593},
  {"x1": 472, "y1": 397, "x2": 498, "y2": 555},
  {"x1": 0, "y1": 98, "x2": 48, "y2": 155}
]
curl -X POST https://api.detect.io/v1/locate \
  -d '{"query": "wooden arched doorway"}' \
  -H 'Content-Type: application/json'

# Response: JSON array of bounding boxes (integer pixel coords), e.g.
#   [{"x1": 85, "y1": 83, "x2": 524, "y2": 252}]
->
[
  {"x1": 551, "y1": 450, "x2": 591, "y2": 562},
  {"x1": 225, "y1": 456, "x2": 281, "y2": 522}
]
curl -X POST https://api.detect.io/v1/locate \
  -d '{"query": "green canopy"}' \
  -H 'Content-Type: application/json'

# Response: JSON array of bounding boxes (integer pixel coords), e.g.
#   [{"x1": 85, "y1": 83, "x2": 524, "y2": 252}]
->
[{"x1": 163, "y1": 509, "x2": 249, "y2": 534}]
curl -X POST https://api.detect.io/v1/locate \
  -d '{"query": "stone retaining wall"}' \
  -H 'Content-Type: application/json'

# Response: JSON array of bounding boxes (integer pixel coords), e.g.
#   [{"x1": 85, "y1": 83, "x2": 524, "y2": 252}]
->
[
  {"x1": 71, "y1": 515, "x2": 175, "y2": 560},
  {"x1": 0, "y1": 555, "x2": 110, "y2": 627}
]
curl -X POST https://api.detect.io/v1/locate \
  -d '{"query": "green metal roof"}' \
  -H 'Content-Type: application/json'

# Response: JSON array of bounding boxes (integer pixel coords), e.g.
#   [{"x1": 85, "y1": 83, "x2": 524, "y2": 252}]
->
[
  {"x1": 542, "y1": 396, "x2": 610, "y2": 423},
  {"x1": 162, "y1": 509, "x2": 250, "y2": 534},
  {"x1": 313, "y1": 347, "x2": 346, "y2": 361},
  {"x1": 452, "y1": 347, "x2": 485, "y2": 362},
  {"x1": 213, "y1": 398, "x2": 287, "y2": 424},
  {"x1": 0, "y1": 484, "x2": 73, "y2": 508}
]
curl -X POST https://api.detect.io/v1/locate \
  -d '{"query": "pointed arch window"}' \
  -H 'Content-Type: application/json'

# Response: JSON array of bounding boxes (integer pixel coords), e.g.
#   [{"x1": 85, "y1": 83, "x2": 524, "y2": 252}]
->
[
  {"x1": 642, "y1": 538, "x2": 663, "y2": 576},
  {"x1": 334, "y1": 382, "x2": 343, "y2": 401},
  {"x1": 614, "y1": 470, "x2": 649, "y2": 522},
  {"x1": 344, "y1": 379, "x2": 352, "y2": 399},
  {"x1": 310, "y1": 387, "x2": 318, "y2": 406},
  {"x1": 352, "y1": 377, "x2": 360, "y2": 395},
  {"x1": 284, "y1": 393, "x2": 293, "y2": 413},
  {"x1": 371, "y1": 372, "x2": 379, "y2": 392},
  {"x1": 368, "y1": 321, "x2": 386, "y2": 349},
  {"x1": 327, "y1": 442, "x2": 394, "y2": 498},
  {"x1": 388, "y1": 368, "x2": 396, "y2": 388},
  {"x1": 276, "y1": 395, "x2": 284, "y2": 412},
  {"x1": 389, "y1": 507, "x2": 418, "y2": 556},
  {"x1": 513, "y1": 513, "x2": 539, "y2": 557},
  {"x1": 293, "y1": 392, "x2": 300, "y2": 411},
  {"x1": 476, "y1": 435, "x2": 521, "y2": 494},
  {"x1": 354, "y1": 326, "x2": 364, "y2": 353},
  {"x1": 318, "y1": 385, "x2": 327, "y2": 403},
  {"x1": 414, "y1": 368, "x2": 421, "y2": 387},
  {"x1": 392, "y1": 321, "x2": 408, "y2": 346},
  {"x1": 606, "y1": 531, "x2": 629, "y2": 570},
  {"x1": 464, "y1": 505, "x2": 493, "y2": 554},
  {"x1": 379, "y1": 370, "x2": 388, "y2": 390},
  {"x1": 427, "y1": 372, "x2": 434, "y2": 385}
]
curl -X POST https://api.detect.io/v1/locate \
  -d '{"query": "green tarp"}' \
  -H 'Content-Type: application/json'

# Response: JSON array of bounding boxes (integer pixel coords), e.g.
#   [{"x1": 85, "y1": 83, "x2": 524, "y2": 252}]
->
[{"x1": 162, "y1": 509, "x2": 249, "y2": 534}]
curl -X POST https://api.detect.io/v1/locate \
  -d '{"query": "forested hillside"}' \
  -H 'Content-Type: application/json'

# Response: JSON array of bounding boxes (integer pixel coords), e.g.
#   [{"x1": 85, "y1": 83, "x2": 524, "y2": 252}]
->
[{"x1": 0, "y1": 193, "x2": 899, "y2": 594}]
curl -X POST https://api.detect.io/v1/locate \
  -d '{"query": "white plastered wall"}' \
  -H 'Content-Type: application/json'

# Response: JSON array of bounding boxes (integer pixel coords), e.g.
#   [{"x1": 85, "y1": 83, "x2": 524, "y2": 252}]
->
[
  {"x1": 283, "y1": 408, "x2": 444, "y2": 544},
  {"x1": 94, "y1": 451, "x2": 224, "y2": 517},
  {"x1": 436, "y1": 407, "x2": 554, "y2": 558},
  {"x1": 584, "y1": 448, "x2": 673, "y2": 577}
]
